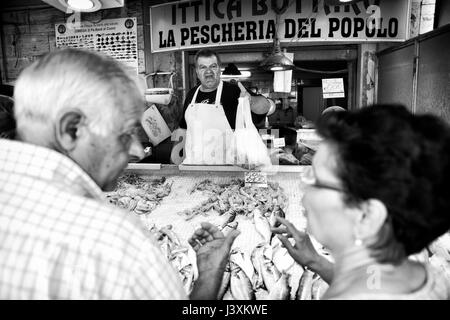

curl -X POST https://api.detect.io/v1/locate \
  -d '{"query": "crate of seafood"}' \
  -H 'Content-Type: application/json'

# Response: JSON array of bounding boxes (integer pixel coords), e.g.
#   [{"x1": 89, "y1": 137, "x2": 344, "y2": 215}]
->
[
  {"x1": 105, "y1": 165, "x2": 335, "y2": 299},
  {"x1": 105, "y1": 165, "x2": 450, "y2": 299}
]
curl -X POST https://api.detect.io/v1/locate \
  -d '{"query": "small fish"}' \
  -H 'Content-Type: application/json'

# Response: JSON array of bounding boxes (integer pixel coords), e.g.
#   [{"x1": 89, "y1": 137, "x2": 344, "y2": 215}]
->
[
  {"x1": 221, "y1": 221, "x2": 239, "y2": 237},
  {"x1": 229, "y1": 248, "x2": 255, "y2": 281},
  {"x1": 311, "y1": 275, "x2": 329, "y2": 300},
  {"x1": 269, "y1": 207, "x2": 286, "y2": 228},
  {"x1": 271, "y1": 243, "x2": 295, "y2": 273},
  {"x1": 222, "y1": 287, "x2": 234, "y2": 300},
  {"x1": 257, "y1": 244, "x2": 282, "y2": 293},
  {"x1": 221, "y1": 211, "x2": 237, "y2": 229},
  {"x1": 250, "y1": 243, "x2": 266, "y2": 290},
  {"x1": 180, "y1": 264, "x2": 195, "y2": 294},
  {"x1": 229, "y1": 262, "x2": 255, "y2": 300},
  {"x1": 296, "y1": 268, "x2": 315, "y2": 300},
  {"x1": 287, "y1": 263, "x2": 305, "y2": 300},
  {"x1": 158, "y1": 235, "x2": 172, "y2": 259},
  {"x1": 217, "y1": 263, "x2": 231, "y2": 300},
  {"x1": 160, "y1": 225, "x2": 181, "y2": 247},
  {"x1": 253, "y1": 208, "x2": 272, "y2": 243},
  {"x1": 254, "y1": 288, "x2": 270, "y2": 300},
  {"x1": 268, "y1": 272, "x2": 291, "y2": 300}
]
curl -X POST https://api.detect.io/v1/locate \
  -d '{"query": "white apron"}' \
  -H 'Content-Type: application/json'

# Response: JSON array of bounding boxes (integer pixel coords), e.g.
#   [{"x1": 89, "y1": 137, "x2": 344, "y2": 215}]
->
[{"x1": 183, "y1": 81, "x2": 235, "y2": 165}]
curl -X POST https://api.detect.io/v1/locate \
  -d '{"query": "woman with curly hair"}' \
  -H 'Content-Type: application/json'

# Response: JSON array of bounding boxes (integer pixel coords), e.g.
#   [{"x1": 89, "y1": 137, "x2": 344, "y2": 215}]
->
[{"x1": 273, "y1": 104, "x2": 450, "y2": 299}]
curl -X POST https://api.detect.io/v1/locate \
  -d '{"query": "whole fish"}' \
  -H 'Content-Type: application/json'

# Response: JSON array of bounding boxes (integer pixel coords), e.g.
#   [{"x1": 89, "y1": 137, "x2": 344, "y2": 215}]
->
[
  {"x1": 159, "y1": 225, "x2": 181, "y2": 247},
  {"x1": 250, "y1": 243, "x2": 266, "y2": 290},
  {"x1": 311, "y1": 275, "x2": 329, "y2": 300},
  {"x1": 222, "y1": 288, "x2": 234, "y2": 300},
  {"x1": 287, "y1": 263, "x2": 305, "y2": 300},
  {"x1": 267, "y1": 272, "x2": 291, "y2": 300},
  {"x1": 217, "y1": 263, "x2": 231, "y2": 300},
  {"x1": 229, "y1": 248, "x2": 255, "y2": 281},
  {"x1": 179, "y1": 264, "x2": 195, "y2": 294},
  {"x1": 169, "y1": 247, "x2": 193, "y2": 292},
  {"x1": 271, "y1": 243, "x2": 295, "y2": 273},
  {"x1": 186, "y1": 245, "x2": 199, "y2": 281},
  {"x1": 260, "y1": 244, "x2": 282, "y2": 292},
  {"x1": 158, "y1": 235, "x2": 172, "y2": 259},
  {"x1": 268, "y1": 207, "x2": 286, "y2": 228},
  {"x1": 296, "y1": 268, "x2": 315, "y2": 300},
  {"x1": 253, "y1": 208, "x2": 272, "y2": 243},
  {"x1": 229, "y1": 262, "x2": 256, "y2": 300},
  {"x1": 255, "y1": 288, "x2": 270, "y2": 300}
]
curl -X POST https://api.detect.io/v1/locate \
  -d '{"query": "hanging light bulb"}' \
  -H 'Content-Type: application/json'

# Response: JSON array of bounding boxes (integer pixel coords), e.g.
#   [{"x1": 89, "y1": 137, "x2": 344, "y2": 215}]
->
[
  {"x1": 259, "y1": 38, "x2": 295, "y2": 71},
  {"x1": 324, "y1": 0, "x2": 364, "y2": 5},
  {"x1": 56, "y1": 0, "x2": 102, "y2": 12},
  {"x1": 259, "y1": 13, "x2": 294, "y2": 72}
]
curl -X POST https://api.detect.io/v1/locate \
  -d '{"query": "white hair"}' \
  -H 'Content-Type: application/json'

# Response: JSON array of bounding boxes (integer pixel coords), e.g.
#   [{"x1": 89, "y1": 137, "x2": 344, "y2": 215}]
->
[{"x1": 14, "y1": 48, "x2": 144, "y2": 138}]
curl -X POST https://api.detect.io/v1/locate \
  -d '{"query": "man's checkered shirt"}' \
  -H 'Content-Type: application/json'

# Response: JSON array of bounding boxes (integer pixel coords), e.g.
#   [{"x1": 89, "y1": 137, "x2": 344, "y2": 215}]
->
[{"x1": 0, "y1": 139, "x2": 187, "y2": 299}]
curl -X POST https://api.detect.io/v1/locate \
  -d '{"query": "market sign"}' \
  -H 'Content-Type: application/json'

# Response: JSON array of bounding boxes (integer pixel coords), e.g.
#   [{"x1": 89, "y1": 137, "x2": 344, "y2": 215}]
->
[{"x1": 150, "y1": 0, "x2": 410, "y2": 53}]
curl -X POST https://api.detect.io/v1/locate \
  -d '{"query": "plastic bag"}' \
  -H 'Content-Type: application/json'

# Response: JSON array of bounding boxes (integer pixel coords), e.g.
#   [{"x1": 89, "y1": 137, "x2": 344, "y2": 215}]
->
[{"x1": 233, "y1": 96, "x2": 272, "y2": 168}]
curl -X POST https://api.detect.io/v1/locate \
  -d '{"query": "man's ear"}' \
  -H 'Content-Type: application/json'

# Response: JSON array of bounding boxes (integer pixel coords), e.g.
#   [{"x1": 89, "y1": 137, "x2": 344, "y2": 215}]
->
[
  {"x1": 355, "y1": 199, "x2": 388, "y2": 241},
  {"x1": 55, "y1": 109, "x2": 86, "y2": 152}
]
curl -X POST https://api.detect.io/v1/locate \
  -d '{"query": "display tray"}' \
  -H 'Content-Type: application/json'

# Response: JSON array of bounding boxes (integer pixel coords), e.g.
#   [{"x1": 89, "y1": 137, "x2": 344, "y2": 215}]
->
[
  {"x1": 117, "y1": 164, "x2": 328, "y2": 300},
  {"x1": 114, "y1": 164, "x2": 450, "y2": 299},
  {"x1": 124, "y1": 164, "x2": 309, "y2": 255}
]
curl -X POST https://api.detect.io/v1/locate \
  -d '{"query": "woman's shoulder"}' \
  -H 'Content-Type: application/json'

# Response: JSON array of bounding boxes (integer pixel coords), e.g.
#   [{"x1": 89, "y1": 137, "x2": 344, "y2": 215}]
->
[{"x1": 328, "y1": 263, "x2": 450, "y2": 300}]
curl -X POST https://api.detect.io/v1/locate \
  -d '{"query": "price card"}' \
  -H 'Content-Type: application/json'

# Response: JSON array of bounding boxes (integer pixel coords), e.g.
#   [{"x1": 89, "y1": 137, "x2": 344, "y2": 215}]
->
[
  {"x1": 261, "y1": 134, "x2": 275, "y2": 141},
  {"x1": 273, "y1": 137, "x2": 286, "y2": 148},
  {"x1": 244, "y1": 171, "x2": 268, "y2": 188}
]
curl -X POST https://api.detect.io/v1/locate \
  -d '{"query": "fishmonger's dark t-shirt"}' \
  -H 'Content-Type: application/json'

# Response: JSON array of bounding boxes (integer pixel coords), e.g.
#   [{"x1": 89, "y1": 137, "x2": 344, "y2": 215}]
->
[{"x1": 179, "y1": 81, "x2": 266, "y2": 130}]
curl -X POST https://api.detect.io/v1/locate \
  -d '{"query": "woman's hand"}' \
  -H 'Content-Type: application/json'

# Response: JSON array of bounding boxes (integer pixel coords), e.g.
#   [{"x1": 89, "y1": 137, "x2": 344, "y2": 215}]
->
[
  {"x1": 271, "y1": 216, "x2": 321, "y2": 267},
  {"x1": 271, "y1": 216, "x2": 335, "y2": 284}
]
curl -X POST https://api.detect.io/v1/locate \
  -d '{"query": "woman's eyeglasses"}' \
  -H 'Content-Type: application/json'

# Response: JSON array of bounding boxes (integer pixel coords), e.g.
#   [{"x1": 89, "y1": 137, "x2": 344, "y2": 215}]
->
[{"x1": 301, "y1": 166, "x2": 344, "y2": 192}]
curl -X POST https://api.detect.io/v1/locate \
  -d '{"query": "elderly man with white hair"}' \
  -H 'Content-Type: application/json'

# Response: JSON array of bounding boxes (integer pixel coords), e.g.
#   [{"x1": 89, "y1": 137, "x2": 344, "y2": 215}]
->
[{"x1": 0, "y1": 48, "x2": 239, "y2": 299}]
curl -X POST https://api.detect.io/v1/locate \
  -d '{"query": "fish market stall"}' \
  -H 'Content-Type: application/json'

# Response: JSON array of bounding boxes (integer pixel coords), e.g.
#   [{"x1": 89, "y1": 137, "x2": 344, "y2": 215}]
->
[
  {"x1": 105, "y1": 164, "x2": 450, "y2": 300},
  {"x1": 106, "y1": 164, "x2": 330, "y2": 300}
]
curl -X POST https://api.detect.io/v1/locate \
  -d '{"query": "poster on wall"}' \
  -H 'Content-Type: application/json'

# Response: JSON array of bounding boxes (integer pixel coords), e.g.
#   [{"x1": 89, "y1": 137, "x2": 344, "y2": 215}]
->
[
  {"x1": 55, "y1": 17, "x2": 138, "y2": 76},
  {"x1": 150, "y1": 0, "x2": 410, "y2": 53}
]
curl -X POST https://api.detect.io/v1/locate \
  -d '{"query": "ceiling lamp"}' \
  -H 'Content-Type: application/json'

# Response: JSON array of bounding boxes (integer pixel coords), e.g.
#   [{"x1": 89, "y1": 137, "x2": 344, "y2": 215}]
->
[
  {"x1": 41, "y1": 0, "x2": 124, "y2": 12},
  {"x1": 64, "y1": 0, "x2": 100, "y2": 11},
  {"x1": 260, "y1": 11, "x2": 294, "y2": 72},
  {"x1": 221, "y1": 63, "x2": 251, "y2": 79},
  {"x1": 324, "y1": 0, "x2": 364, "y2": 5},
  {"x1": 259, "y1": 38, "x2": 295, "y2": 72},
  {"x1": 223, "y1": 63, "x2": 241, "y2": 76}
]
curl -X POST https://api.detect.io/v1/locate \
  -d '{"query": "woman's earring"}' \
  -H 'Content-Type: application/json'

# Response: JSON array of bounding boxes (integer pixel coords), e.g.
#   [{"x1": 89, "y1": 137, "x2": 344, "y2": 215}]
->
[{"x1": 354, "y1": 238, "x2": 363, "y2": 246}]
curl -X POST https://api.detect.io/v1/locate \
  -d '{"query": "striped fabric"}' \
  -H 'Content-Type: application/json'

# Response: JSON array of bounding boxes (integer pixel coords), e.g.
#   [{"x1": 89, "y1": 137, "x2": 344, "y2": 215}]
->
[{"x1": 0, "y1": 139, "x2": 187, "y2": 300}]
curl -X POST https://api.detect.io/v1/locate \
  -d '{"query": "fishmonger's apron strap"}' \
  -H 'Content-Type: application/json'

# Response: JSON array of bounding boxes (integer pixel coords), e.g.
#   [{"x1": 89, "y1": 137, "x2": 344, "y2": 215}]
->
[
  {"x1": 214, "y1": 81, "x2": 223, "y2": 107},
  {"x1": 190, "y1": 81, "x2": 224, "y2": 106}
]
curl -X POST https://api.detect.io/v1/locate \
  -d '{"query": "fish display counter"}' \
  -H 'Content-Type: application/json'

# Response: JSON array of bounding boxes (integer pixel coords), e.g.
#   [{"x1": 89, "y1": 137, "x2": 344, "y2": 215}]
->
[
  {"x1": 105, "y1": 164, "x2": 450, "y2": 300},
  {"x1": 105, "y1": 163, "x2": 331, "y2": 300}
]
